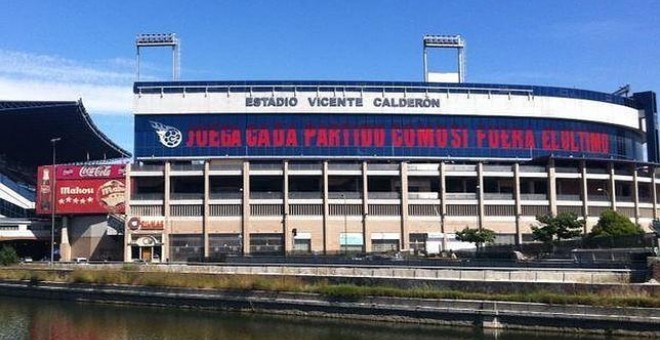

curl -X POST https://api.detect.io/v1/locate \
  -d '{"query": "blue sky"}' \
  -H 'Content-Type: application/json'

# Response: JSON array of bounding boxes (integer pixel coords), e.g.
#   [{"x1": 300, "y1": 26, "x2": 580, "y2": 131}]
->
[{"x1": 1, "y1": 1, "x2": 659, "y2": 154}]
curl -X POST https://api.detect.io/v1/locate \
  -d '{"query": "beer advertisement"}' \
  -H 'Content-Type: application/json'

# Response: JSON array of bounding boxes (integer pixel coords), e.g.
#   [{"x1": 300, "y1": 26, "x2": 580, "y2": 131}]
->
[{"x1": 36, "y1": 164, "x2": 126, "y2": 215}]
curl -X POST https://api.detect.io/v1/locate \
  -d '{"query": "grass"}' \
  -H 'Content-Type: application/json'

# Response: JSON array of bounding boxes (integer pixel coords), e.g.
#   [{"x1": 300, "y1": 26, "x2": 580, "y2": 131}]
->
[{"x1": 0, "y1": 267, "x2": 657, "y2": 308}]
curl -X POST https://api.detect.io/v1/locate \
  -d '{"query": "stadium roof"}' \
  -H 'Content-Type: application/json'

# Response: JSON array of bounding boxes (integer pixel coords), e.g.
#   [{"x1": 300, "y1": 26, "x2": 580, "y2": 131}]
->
[{"x1": 0, "y1": 100, "x2": 130, "y2": 167}]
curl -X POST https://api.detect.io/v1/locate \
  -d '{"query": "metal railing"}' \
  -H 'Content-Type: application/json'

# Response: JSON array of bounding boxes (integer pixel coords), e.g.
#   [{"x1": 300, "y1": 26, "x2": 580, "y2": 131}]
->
[
  {"x1": 250, "y1": 163, "x2": 283, "y2": 170},
  {"x1": 328, "y1": 192, "x2": 362, "y2": 199},
  {"x1": 408, "y1": 164, "x2": 439, "y2": 171},
  {"x1": 209, "y1": 164, "x2": 242, "y2": 171},
  {"x1": 520, "y1": 194, "x2": 548, "y2": 201},
  {"x1": 445, "y1": 164, "x2": 476, "y2": 172},
  {"x1": 132, "y1": 193, "x2": 164, "y2": 201},
  {"x1": 445, "y1": 193, "x2": 477, "y2": 200},
  {"x1": 589, "y1": 194, "x2": 610, "y2": 202},
  {"x1": 328, "y1": 164, "x2": 362, "y2": 171},
  {"x1": 209, "y1": 192, "x2": 243, "y2": 200},
  {"x1": 368, "y1": 164, "x2": 399, "y2": 171},
  {"x1": 614, "y1": 169, "x2": 633, "y2": 176},
  {"x1": 557, "y1": 194, "x2": 581, "y2": 201},
  {"x1": 519, "y1": 165, "x2": 546, "y2": 173},
  {"x1": 408, "y1": 192, "x2": 439, "y2": 199},
  {"x1": 588, "y1": 168, "x2": 608, "y2": 174},
  {"x1": 556, "y1": 167, "x2": 581, "y2": 173},
  {"x1": 368, "y1": 192, "x2": 400, "y2": 199},
  {"x1": 170, "y1": 193, "x2": 204, "y2": 200},
  {"x1": 483, "y1": 165, "x2": 512, "y2": 172},
  {"x1": 483, "y1": 193, "x2": 514, "y2": 200},
  {"x1": 250, "y1": 192, "x2": 284, "y2": 199},
  {"x1": 288, "y1": 163, "x2": 322, "y2": 171},
  {"x1": 0, "y1": 172, "x2": 34, "y2": 201},
  {"x1": 288, "y1": 192, "x2": 323, "y2": 199},
  {"x1": 171, "y1": 164, "x2": 204, "y2": 171}
]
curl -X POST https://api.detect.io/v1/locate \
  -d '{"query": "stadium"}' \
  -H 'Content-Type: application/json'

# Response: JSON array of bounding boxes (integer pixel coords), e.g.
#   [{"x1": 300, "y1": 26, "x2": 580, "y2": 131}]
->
[
  {"x1": 125, "y1": 77, "x2": 658, "y2": 262},
  {"x1": 2, "y1": 35, "x2": 656, "y2": 263}
]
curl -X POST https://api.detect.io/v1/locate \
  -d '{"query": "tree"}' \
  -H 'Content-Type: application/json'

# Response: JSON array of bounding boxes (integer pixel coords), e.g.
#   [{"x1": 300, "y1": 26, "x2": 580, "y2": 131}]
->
[
  {"x1": 531, "y1": 213, "x2": 584, "y2": 253},
  {"x1": 589, "y1": 209, "x2": 644, "y2": 238},
  {"x1": 0, "y1": 245, "x2": 19, "y2": 266},
  {"x1": 455, "y1": 227, "x2": 496, "y2": 252}
]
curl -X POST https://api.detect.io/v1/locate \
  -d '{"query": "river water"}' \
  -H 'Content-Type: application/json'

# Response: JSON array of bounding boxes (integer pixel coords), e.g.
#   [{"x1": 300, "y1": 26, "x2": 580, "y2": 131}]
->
[{"x1": 0, "y1": 296, "x2": 616, "y2": 340}]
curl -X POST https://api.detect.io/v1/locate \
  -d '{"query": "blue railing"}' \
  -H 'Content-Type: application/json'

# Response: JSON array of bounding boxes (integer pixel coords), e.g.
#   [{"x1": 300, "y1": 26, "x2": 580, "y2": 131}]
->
[{"x1": 0, "y1": 172, "x2": 35, "y2": 201}]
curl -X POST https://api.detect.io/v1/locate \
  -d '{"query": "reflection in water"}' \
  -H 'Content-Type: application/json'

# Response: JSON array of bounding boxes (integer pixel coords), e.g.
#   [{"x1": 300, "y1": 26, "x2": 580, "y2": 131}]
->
[{"x1": 0, "y1": 296, "x2": 613, "y2": 340}]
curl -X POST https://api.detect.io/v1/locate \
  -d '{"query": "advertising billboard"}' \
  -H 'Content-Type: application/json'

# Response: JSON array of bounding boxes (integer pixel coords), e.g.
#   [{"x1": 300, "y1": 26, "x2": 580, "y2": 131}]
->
[
  {"x1": 134, "y1": 113, "x2": 643, "y2": 161},
  {"x1": 36, "y1": 164, "x2": 126, "y2": 215}
]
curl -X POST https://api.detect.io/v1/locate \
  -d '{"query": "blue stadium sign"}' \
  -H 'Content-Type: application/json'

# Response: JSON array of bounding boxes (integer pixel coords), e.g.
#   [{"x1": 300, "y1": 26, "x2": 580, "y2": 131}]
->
[{"x1": 134, "y1": 113, "x2": 642, "y2": 160}]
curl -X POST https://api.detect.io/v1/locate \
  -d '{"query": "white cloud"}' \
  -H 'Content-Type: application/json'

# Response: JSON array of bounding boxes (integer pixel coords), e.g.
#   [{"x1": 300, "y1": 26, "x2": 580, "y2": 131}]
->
[
  {"x1": 0, "y1": 49, "x2": 135, "y2": 115},
  {"x1": 0, "y1": 77, "x2": 132, "y2": 114}
]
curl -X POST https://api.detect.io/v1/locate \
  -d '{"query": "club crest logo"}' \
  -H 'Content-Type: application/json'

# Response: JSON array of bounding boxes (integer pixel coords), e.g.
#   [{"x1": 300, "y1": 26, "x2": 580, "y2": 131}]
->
[{"x1": 149, "y1": 121, "x2": 182, "y2": 148}]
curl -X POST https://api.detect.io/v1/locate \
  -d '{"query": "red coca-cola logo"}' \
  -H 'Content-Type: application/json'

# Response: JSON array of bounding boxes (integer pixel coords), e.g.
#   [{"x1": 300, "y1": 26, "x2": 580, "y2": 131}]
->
[{"x1": 79, "y1": 166, "x2": 112, "y2": 178}]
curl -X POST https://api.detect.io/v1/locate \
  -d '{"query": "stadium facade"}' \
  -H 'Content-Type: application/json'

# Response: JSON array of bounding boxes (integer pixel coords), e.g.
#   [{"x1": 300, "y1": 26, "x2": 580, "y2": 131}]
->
[{"x1": 125, "y1": 81, "x2": 658, "y2": 262}]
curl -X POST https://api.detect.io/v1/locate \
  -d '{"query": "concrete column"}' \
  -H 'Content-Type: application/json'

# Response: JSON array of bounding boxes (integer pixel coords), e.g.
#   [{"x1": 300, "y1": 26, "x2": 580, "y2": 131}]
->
[
  {"x1": 124, "y1": 163, "x2": 132, "y2": 262},
  {"x1": 59, "y1": 216, "x2": 71, "y2": 262},
  {"x1": 203, "y1": 161, "x2": 210, "y2": 259},
  {"x1": 513, "y1": 163, "x2": 522, "y2": 246},
  {"x1": 439, "y1": 162, "x2": 447, "y2": 250},
  {"x1": 362, "y1": 161, "x2": 370, "y2": 253},
  {"x1": 580, "y1": 160, "x2": 589, "y2": 233},
  {"x1": 633, "y1": 165, "x2": 640, "y2": 224},
  {"x1": 653, "y1": 167, "x2": 658, "y2": 219},
  {"x1": 400, "y1": 162, "x2": 409, "y2": 251},
  {"x1": 163, "y1": 161, "x2": 171, "y2": 262},
  {"x1": 547, "y1": 159, "x2": 557, "y2": 216},
  {"x1": 322, "y1": 161, "x2": 329, "y2": 254},
  {"x1": 242, "y1": 161, "x2": 250, "y2": 255},
  {"x1": 609, "y1": 163, "x2": 616, "y2": 211},
  {"x1": 477, "y1": 162, "x2": 484, "y2": 229},
  {"x1": 283, "y1": 160, "x2": 291, "y2": 254}
]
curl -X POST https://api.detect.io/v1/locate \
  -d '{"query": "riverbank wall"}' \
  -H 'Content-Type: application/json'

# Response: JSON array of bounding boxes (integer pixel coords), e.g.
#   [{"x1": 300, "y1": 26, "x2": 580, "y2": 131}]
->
[
  {"x1": 0, "y1": 279, "x2": 658, "y2": 337},
  {"x1": 34, "y1": 263, "x2": 660, "y2": 296}
]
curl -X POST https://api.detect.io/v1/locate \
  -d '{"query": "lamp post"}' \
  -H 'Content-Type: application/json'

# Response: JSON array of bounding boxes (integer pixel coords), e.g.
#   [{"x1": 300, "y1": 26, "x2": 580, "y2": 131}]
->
[{"x1": 50, "y1": 137, "x2": 61, "y2": 265}]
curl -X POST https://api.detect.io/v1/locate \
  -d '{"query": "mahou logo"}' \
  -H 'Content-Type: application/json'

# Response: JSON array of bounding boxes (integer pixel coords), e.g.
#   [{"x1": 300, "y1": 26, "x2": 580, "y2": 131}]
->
[
  {"x1": 79, "y1": 166, "x2": 112, "y2": 178},
  {"x1": 98, "y1": 180, "x2": 125, "y2": 213}
]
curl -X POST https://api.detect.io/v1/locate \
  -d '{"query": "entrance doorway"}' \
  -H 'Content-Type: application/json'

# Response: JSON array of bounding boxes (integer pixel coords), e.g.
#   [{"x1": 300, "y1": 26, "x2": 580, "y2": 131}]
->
[
  {"x1": 141, "y1": 247, "x2": 152, "y2": 262},
  {"x1": 130, "y1": 235, "x2": 163, "y2": 263}
]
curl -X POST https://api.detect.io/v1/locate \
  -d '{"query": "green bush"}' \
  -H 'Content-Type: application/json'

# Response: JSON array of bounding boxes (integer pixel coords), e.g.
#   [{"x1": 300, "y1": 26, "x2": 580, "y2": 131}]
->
[
  {"x1": 590, "y1": 209, "x2": 644, "y2": 238},
  {"x1": 0, "y1": 245, "x2": 19, "y2": 266}
]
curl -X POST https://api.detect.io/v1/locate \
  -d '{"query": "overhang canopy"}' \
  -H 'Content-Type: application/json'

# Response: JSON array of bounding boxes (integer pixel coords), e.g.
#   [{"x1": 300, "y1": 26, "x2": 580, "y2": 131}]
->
[{"x1": 0, "y1": 100, "x2": 130, "y2": 168}]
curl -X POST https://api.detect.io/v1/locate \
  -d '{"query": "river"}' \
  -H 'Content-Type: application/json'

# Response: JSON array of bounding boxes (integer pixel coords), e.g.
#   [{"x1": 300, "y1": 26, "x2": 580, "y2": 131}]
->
[{"x1": 0, "y1": 295, "x2": 618, "y2": 340}]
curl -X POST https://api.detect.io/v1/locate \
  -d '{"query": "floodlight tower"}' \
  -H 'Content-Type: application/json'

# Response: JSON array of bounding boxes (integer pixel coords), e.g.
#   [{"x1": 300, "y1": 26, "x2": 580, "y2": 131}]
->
[
  {"x1": 423, "y1": 35, "x2": 466, "y2": 83},
  {"x1": 136, "y1": 33, "x2": 180, "y2": 81}
]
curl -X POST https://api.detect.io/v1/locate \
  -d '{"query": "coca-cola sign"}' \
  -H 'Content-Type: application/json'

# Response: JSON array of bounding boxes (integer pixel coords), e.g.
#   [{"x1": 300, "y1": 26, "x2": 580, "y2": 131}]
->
[
  {"x1": 79, "y1": 166, "x2": 112, "y2": 178},
  {"x1": 56, "y1": 164, "x2": 125, "y2": 180},
  {"x1": 37, "y1": 164, "x2": 126, "y2": 215}
]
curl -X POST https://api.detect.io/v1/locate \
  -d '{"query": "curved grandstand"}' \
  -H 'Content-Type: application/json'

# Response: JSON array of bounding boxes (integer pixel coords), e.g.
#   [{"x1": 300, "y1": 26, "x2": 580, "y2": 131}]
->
[
  {"x1": 124, "y1": 80, "x2": 658, "y2": 262},
  {"x1": 0, "y1": 100, "x2": 129, "y2": 258}
]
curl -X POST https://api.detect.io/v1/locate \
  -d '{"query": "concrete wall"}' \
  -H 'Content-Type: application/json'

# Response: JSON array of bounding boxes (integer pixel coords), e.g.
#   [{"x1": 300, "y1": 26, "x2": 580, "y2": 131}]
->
[{"x1": 68, "y1": 215, "x2": 121, "y2": 261}]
